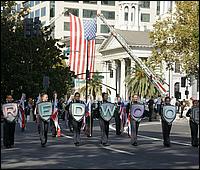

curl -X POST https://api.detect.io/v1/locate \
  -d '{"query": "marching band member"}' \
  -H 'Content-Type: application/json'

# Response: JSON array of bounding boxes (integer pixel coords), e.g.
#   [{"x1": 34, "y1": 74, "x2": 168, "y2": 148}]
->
[
  {"x1": 65, "y1": 95, "x2": 74, "y2": 132},
  {"x1": 36, "y1": 92, "x2": 50, "y2": 147},
  {"x1": 126, "y1": 94, "x2": 144, "y2": 146},
  {"x1": 2, "y1": 95, "x2": 17, "y2": 149},
  {"x1": 160, "y1": 96, "x2": 176, "y2": 147},
  {"x1": 114, "y1": 94, "x2": 122, "y2": 135},
  {"x1": 186, "y1": 100, "x2": 199, "y2": 147},
  {"x1": 50, "y1": 91, "x2": 61, "y2": 137},
  {"x1": 97, "y1": 92, "x2": 116, "y2": 146},
  {"x1": 68, "y1": 92, "x2": 85, "y2": 146}
]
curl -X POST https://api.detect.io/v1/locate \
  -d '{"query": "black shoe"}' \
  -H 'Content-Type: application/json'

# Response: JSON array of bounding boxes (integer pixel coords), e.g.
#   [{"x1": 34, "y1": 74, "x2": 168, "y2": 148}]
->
[
  {"x1": 192, "y1": 144, "x2": 198, "y2": 147},
  {"x1": 102, "y1": 143, "x2": 110, "y2": 146},
  {"x1": 74, "y1": 142, "x2": 80, "y2": 146},
  {"x1": 164, "y1": 143, "x2": 170, "y2": 147},
  {"x1": 132, "y1": 142, "x2": 138, "y2": 146},
  {"x1": 41, "y1": 143, "x2": 46, "y2": 147}
]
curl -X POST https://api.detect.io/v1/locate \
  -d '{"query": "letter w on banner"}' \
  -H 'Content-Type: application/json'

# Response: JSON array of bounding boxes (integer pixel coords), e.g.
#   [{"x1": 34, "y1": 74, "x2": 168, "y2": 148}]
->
[{"x1": 69, "y1": 13, "x2": 97, "y2": 79}]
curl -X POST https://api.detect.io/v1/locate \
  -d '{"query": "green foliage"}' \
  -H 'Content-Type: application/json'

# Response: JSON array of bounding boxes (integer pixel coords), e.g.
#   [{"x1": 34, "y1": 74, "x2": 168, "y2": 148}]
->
[
  {"x1": 79, "y1": 72, "x2": 105, "y2": 100},
  {"x1": 149, "y1": 1, "x2": 199, "y2": 78},
  {"x1": 125, "y1": 63, "x2": 159, "y2": 98},
  {"x1": 1, "y1": 1, "x2": 74, "y2": 100}
]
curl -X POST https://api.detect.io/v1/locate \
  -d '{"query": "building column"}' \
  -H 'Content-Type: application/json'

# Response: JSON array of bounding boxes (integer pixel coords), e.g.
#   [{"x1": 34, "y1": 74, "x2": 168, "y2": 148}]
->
[
  {"x1": 120, "y1": 59, "x2": 126, "y2": 100},
  {"x1": 102, "y1": 62, "x2": 107, "y2": 93}
]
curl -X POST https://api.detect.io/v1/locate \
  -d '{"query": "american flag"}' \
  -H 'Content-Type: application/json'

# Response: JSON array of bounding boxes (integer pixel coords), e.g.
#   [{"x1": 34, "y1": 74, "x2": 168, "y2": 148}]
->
[{"x1": 69, "y1": 14, "x2": 97, "y2": 79}]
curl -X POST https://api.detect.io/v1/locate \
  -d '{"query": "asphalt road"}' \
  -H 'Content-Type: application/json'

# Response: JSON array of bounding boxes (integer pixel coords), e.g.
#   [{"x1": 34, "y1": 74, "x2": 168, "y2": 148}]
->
[{"x1": 1, "y1": 116, "x2": 199, "y2": 169}]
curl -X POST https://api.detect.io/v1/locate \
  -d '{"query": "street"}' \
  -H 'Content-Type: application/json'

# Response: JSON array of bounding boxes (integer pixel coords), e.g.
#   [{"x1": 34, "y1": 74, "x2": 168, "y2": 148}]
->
[{"x1": 1, "y1": 117, "x2": 199, "y2": 169}]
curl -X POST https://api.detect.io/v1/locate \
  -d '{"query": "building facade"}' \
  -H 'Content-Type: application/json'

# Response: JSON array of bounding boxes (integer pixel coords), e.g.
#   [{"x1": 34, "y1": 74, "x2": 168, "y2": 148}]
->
[{"x1": 15, "y1": 1, "x2": 199, "y2": 101}]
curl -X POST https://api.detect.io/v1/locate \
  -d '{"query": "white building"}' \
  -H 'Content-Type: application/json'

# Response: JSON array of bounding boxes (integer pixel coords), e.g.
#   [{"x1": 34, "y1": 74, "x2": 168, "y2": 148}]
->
[{"x1": 15, "y1": 1, "x2": 199, "y2": 101}]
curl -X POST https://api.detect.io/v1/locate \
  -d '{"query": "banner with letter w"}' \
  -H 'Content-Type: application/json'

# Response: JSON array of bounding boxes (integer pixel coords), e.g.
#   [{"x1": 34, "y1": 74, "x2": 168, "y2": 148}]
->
[{"x1": 100, "y1": 103, "x2": 116, "y2": 121}]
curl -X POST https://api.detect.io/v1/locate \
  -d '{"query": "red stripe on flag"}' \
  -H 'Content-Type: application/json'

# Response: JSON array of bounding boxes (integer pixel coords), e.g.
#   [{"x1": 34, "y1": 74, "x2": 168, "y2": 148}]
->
[{"x1": 77, "y1": 17, "x2": 82, "y2": 76}]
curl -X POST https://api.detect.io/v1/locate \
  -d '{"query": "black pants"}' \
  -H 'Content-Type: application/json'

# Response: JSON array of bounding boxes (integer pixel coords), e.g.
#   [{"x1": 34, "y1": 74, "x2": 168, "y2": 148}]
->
[
  {"x1": 99, "y1": 117, "x2": 109, "y2": 144},
  {"x1": 149, "y1": 108, "x2": 154, "y2": 121},
  {"x1": 130, "y1": 118, "x2": 140, "y2": 144},
  {"x1": 114, "y1": 111, "x2": 121, "y2": 135},
  {"x1": 85, "y1": 115, "x2": 94, "y2": 136},
  {"x1": 50, "y1": 118, "x2": 57, "y2": 137},
  {"x1": 72, "y1": 119, "x2": 83, "y2": 144},
  {"x1": 161, "y1": 119, "x2": 172, "y2": 146},
  {"x1": 3, "y1": 119, "x2": 16, "y2": 147},
  {"x1": 189, "y1": 120, "x2": 199, "y2": 146},
  {"x1": 37, "y1": 116, "x2": 49, "y2": 146},
  {"x1": 67, "y1": 113, "x2": 73, "y2": 132}
]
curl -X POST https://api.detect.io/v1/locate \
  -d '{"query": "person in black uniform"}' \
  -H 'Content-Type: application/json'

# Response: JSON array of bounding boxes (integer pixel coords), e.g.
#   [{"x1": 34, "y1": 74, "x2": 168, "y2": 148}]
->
[
  {"x1": 126, "y1": 94, "x2": 143, "y2": 146},
  {"x1": 160, "y1": 96, "x2": 173, "y2": 147},
  {"x1": 68, "y1": 92, "x2": 85, "y2": 146},
  {"x1": 2, "y1": 95, "x2": 16, "y2": 149},
  {"x1": 97, "y1": 92, "x2": 114, "y2": 146},
  {"x1": 186, "y1": 100, "x2": 199, "y2": 147},
  {"x1": 114, "y1": 94, "x2": 122, "y2": 135},
  {"x1": 36, "y1": 92, "x2": 49, "y2": 147}
]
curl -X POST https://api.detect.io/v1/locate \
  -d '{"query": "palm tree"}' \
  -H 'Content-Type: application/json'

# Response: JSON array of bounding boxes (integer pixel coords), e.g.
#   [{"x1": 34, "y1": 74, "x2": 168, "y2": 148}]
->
[
  {"x1": 125, "y1": 60, "x2": 160, "y2": 98},
  {"x1": 79, "y1": 72, "x2": 106, "y2": 100}
]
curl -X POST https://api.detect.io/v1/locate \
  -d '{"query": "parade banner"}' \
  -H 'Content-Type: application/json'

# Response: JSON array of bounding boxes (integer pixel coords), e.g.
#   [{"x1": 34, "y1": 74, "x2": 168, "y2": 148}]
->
[
  {"x1": 2, "y1": 103, "x2": 18, "y2": 122},
  {"x1": 70, "y1": 103, "x2": 85, "y2": 122},
  {"x1": 130, "y1": 104, "x2": 144, "y2": 121},
  {"x1": 162, "y1": 105, "x2": 176, "y2": 124},
  {"x1": 191, "y1": 107, "x2": 199, "y2": 125},
  {"x1": 38, "y1": 102, "x2": 52, "y2": 121},
  {"x1": 100, "y1": 103, "x2": 116, "y2": 121}
]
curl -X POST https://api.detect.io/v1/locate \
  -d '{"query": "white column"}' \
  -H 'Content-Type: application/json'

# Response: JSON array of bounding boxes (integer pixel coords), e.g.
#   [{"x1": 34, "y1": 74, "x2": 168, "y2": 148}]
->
[
  {"x1": 102, "y1": 62, "x2": 107, "y2": 93},
  {"x1": 120, "y1": 59, "x2": 126, "y2": 100},
  {"x1": 135, "y1": 3, "x2": 139, "y2": 30}
]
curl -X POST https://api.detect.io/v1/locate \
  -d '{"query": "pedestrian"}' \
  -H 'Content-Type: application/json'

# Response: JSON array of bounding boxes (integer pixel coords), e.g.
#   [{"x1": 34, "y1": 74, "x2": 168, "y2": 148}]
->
[
  {"x1": 65, "y1": 95, "x2": 74, "y2": 132},
  {"x1": 2, "y1": 95, "x2": 17, "y2": 149},
  {"x1": 126, "y1": 94, "x2": 144, "y2": 146},
  {"x1": 186, "y1": 100, "x2": 199, "y2": 147},
  {"x1": 180, "y1": 99, "x2": 186, "y2": 118},
  {"x1": 155, "y1": 94, "x2": 162, "y2": 116},
  {"x1": 148, "y1": 96, "x2": 154, "y2": 122},
  {"x1": 18, "y1": 93, "x2": 27, "y2": 132},
  {"x1": 25, "y1": 97, "x2": 34, "y2": 122},
  {"x1": 97, "y1": 92, "x2": 116, "y2": 146},
  {"x1": 50, "y1": 91, "x2": 60, "y2": 137},
  {"x1": 160, "y1": 96, "x2": 176, "y2": 147},
  {"x1": 68, "y1": 92, "x2": 85, "y2": 146},
  {"x1": 114, "y1": 94, "x2": 122, "y2": 135},
  {"x1": 36, "y1": 92, "x2": 50, "y2": 147}
]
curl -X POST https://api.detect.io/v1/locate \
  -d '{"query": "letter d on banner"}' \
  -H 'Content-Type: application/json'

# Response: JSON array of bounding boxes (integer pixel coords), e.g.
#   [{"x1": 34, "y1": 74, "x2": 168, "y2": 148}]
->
[{"x1": 71, "y1": 103, "x2": 85, "y2": 122}]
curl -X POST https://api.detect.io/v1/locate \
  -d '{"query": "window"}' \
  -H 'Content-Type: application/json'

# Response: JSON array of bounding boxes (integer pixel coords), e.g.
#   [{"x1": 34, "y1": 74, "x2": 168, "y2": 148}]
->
[
  {"x1": 169, "y1": 1, "x2": 173, "y2": 12},
  {"x1": 140, "y1": 1, "x2": 150, "y2": 8},
  {"x1": 64, "y1": 22, "x2": 70, "y2": 31},
  {"x1": 157, "y1": 1, "x2": 160, "y2": 15},
  {"x1": 30, "y1": 11, "x2": 34, "y2": 18},
  {"x1": 83, "y1": 9, "x2": 97, "y2": 18},
  {"x1": 35, "y1": 9, "x2": 40, "y2": 17},
  {"x1": 141, "y1": 13, "x2": 150, "y2": 22},
  {"x1": 41, "y1": 7, "x2": 46, "y2": 17},
  {"x1": 64, "y1": 8, "x2": 79, "y2": 17},
  {"x1": 101, "y1": 24, "x2": 113, "y2": 33},
  {"x1": 22, "y1": 1, "x2": 29, "y2": 8},
  {"x1": 35, "y1": 1, "x2": 40, "y2": 5},
  {"x1": 175, "y1": 62, "x2": 181, "y2": 73},
  {"x1": 83, "y1": 1, "x2": 97, "y2": 4},
  {"x1": 101, "y1": 11, "x2": 115, "y2": 20},
  {"x1": 30, "y1": 1, "x2": 34, "y2": 7},
  {"x1": 16, "y1": 4, "x2": 21, "y2": 12},
  {"x1": 64, "y1": 1, "x2": 79, "y2": 2},
  {"x1": 50, "y1": 2, "x2": 55, "y2": 18},
  {"x1": 124, "y1": 6, "x2": 128, "y2": 21},
  {"x1": 101, "y1": 1, "x2": 115, "y2": 6}
]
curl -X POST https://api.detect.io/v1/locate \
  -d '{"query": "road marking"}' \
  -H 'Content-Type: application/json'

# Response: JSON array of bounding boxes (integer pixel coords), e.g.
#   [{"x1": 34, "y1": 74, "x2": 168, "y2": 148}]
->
[
  {"x1": 100, "y1": 146, "x2": 135, "y2": 155},
  {"x1": 109, "y1": 124, "x2": 191, "y2": 146},
  {"x1": 61, "y1": 132, "x2": 135, "y2": 156}
]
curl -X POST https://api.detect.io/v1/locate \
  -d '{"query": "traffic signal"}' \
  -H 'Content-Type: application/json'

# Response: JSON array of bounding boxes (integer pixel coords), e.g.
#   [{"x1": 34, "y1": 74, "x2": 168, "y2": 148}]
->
[
  {"x1": 24, "y1": 18, "x2": 33, "y2": 38},
  {"x1": 33, "y1": 17, "x2": 42, "y2": 37},
  {"x1": 181, "y1": 77, "x2": 186, "y2": 87},
  {"x1": 110, "y1": 69, "x2": 113, "y2": 78}
]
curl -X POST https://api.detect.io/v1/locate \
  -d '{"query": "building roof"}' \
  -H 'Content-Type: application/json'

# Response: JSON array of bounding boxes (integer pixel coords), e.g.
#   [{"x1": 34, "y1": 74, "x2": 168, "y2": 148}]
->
[
  {"x1": 99, "y1": 29, "x2": 152, "y2": 51},
  {"x1": 115, "y1": 29, "x2": 152, "y2": 46}
]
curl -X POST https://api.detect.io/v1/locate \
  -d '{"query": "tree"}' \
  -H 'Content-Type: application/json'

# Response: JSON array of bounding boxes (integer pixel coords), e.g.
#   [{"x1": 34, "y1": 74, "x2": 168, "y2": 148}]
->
[
  {"x1": 1, "y1": 1, "x2": 74, "y2": 100},
  {"x1": 149, "y1": 1, "x2": 199, "y2": 79},
  {"x1": 125, "y1": 62, "x2": 160, "y2": 98},
  {"x1": 79, "y1": 72, "x2": 104, "y2": 100}
]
